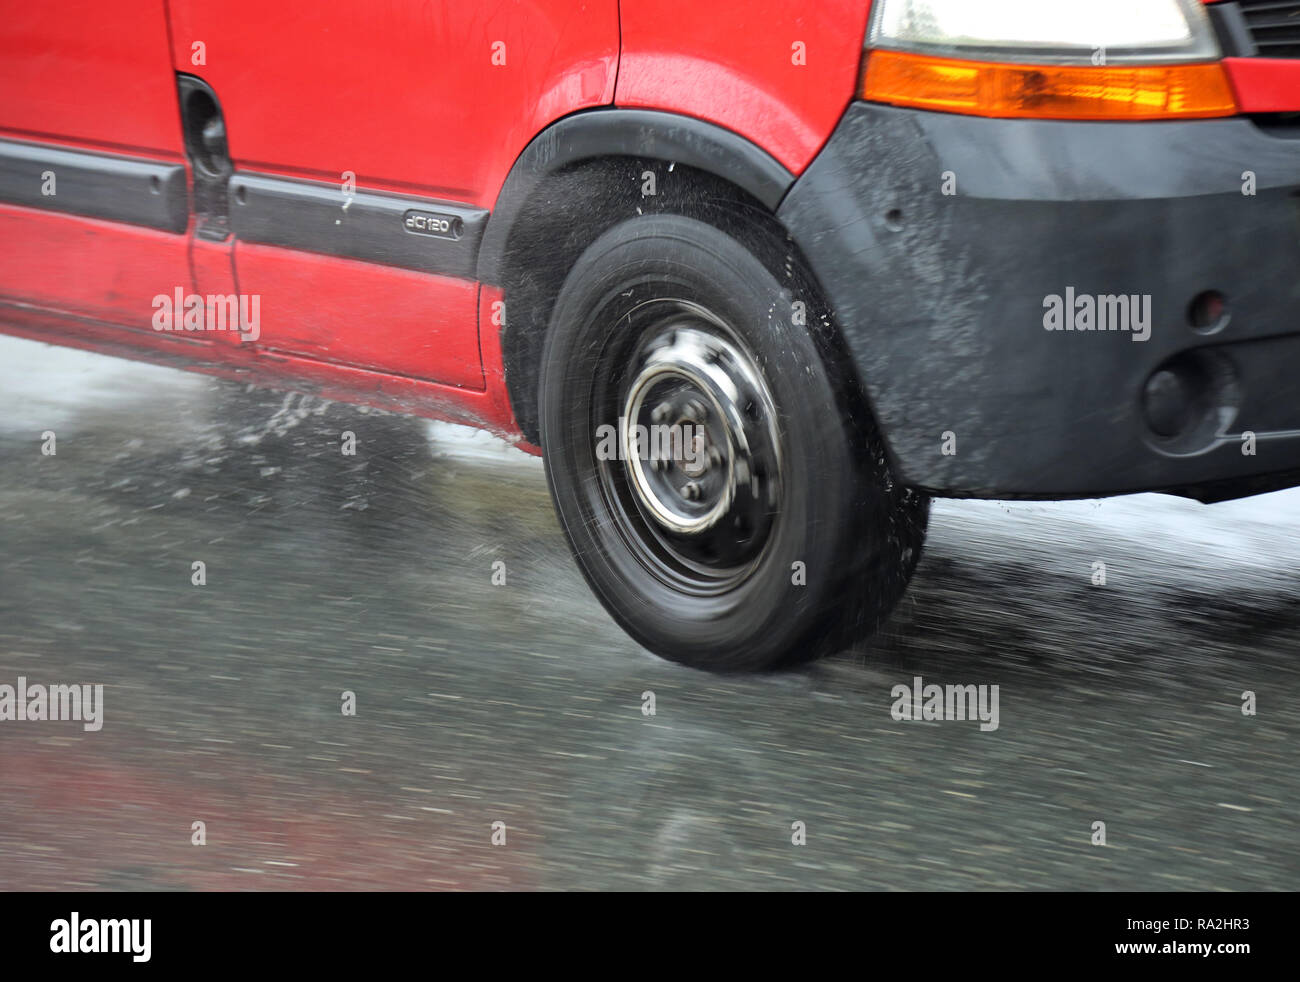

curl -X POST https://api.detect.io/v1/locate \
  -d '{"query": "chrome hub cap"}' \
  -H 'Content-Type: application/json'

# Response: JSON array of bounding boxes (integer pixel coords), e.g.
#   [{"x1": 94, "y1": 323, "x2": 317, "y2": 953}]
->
[{"x1": 601, "y1": 304, "x2": 782, "y2": 585}]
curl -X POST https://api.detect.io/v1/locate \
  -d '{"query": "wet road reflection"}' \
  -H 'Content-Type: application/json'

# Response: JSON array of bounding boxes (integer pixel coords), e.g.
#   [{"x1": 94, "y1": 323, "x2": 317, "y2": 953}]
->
[{"x1": 1, "y1": 337, "x2": 1297, "y2": 890}]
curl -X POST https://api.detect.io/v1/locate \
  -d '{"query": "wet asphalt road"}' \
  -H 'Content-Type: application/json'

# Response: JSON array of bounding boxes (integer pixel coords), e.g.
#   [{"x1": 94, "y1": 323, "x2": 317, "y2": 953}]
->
[{"x1": 0, "y1": 335, "x2": 1297, "y2": 891}]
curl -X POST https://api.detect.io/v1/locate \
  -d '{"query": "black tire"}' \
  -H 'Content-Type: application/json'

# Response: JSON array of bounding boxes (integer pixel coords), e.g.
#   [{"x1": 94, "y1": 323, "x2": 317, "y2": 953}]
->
[{"x1": 538, "y1": 213, "x2": 927, "y2": 671}]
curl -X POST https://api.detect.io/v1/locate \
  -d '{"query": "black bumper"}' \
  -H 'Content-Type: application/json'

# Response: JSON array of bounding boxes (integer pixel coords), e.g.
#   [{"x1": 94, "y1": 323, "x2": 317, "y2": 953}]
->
[{"x1": 778, "y1": 103, "x2": 1300, "y2": 500}]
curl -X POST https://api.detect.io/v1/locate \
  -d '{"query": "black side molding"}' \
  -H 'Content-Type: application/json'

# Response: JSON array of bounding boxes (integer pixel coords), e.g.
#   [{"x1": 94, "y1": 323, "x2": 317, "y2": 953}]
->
[
  {"x1": 229, "y1": 172, "x2": 488, "y2": 278},
  {"x1": 0, "y1": 139, "x2": 188, "y2": 233},
  {"x1": 477, "y1": 108, "x2": 796, "y2": 284}
]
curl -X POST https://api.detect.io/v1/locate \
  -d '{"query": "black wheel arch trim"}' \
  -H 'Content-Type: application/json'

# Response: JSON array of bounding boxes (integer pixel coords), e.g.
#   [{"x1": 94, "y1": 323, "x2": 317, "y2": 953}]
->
[{"x1": 475, "y1": 108, "x2": 796, "y2": 285}]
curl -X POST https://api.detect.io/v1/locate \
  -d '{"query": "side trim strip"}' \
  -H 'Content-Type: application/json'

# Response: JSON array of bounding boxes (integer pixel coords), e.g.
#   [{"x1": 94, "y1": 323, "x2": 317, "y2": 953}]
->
[
  {"x1": 0, "y1": 139, "x2": 188, "y2": 233},
  {"x1": 229, "y1": 172, "x2": 488, "y2": 278}
]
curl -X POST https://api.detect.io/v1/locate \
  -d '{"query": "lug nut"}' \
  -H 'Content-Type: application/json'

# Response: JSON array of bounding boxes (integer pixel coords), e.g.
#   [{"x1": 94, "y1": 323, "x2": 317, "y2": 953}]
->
[{"x1": 683, "y1": 481, "x2": 702, "y2": 501}]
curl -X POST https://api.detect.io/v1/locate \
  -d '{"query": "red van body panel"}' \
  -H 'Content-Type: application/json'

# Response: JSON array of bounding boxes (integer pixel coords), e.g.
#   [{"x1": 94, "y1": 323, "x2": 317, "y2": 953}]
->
[
  {"x1": 0, "y1": 0, "x2": 1297, "y2": 477},
  {"x1": 614, "y1": 0, "x2": 873, "y2": 174}
]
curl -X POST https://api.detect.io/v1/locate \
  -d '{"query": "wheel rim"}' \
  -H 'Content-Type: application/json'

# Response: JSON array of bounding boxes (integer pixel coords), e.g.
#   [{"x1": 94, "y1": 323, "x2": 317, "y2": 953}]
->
[{"x1": 593, "y1": 298, "x2": 783, "y2": 595}]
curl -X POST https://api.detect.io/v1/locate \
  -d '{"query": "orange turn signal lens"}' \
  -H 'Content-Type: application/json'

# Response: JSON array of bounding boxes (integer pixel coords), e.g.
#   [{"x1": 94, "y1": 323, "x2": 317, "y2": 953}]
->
[{"x1": 860, "y1": 49, "x2": 1238, "y2": 120}]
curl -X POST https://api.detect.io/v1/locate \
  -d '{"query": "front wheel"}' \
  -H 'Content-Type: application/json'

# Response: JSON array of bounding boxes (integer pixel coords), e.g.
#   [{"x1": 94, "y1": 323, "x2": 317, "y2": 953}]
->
[{"x1": 538, "y1": 214, "x2": 927, "y2": 671}]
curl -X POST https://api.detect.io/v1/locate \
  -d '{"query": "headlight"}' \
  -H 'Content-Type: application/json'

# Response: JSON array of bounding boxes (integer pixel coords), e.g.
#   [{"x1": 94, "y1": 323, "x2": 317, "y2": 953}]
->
[
  {"x1": 867, "y1": 0, "x2": 1221, "y2": 65},
  {"x1": 859, "y1": 0, "x2": 1238, "y2": 120}
]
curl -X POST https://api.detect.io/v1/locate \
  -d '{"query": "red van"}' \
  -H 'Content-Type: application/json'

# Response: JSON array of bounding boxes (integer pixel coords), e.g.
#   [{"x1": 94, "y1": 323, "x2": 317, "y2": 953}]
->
[{"x1": 2, "y1": 1, "x2": 1297, "y2": 670}]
